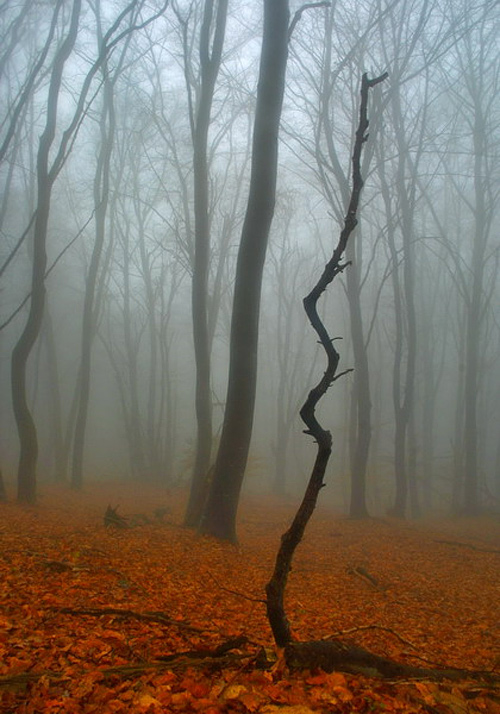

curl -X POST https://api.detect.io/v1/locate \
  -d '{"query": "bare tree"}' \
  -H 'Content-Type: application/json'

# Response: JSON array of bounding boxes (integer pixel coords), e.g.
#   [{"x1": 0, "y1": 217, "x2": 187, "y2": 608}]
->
[
  {"x1": 71, "y1": 1, "x2": 135, "y2": 491},
  {"x1": 266, "y1": 71, "x2": 391, "y2": 665},
  {"x1": 10, "y1": 0, "x2": 169, "y2": 501},
  {"x1": 11, "y1": 0, "x2": 82, "y2": 503},
  {"x1": 179, "y1": 0, "x2": 229, "y2": 527},
  {"x1": 441, "y1": 5, "x2": 500, "y2": 512}
]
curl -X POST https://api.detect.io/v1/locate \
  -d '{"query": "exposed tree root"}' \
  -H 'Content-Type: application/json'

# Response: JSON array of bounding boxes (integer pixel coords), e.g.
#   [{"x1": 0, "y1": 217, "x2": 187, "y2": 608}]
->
[
  {"x1": 0, "y1": 637, "x2": 251, "y2": 689},
  {"x1": 284, "y1": 639, "x2": 500, "y2": 684}
]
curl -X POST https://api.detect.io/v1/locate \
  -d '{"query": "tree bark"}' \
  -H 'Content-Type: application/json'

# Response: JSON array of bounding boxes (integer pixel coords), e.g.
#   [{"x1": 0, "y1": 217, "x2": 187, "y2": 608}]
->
[
  {"x1": 266, "y1": 73, "x2": 387, "y2": 646},
  {"x1": 200, "y1": 0, "x2": 290, "y2": 542},
  {"x1": 11, "y1": 0, "x2": 81, "y2": 504},
  {"x1": 184, "y1": 0, "x2": 229, "y2": 527}
]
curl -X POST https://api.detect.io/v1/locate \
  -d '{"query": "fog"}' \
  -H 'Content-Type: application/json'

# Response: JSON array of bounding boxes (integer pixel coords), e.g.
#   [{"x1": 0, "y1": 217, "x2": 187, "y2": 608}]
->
[{"x1": 1, "y1": 0, "x2": 499, "y2": 520}]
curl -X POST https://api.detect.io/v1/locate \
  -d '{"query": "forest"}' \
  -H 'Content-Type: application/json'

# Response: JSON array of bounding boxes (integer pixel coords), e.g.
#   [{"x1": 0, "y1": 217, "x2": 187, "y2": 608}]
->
[{"x1": 0, "y1": 0, "x2": 499, "y2": 711}]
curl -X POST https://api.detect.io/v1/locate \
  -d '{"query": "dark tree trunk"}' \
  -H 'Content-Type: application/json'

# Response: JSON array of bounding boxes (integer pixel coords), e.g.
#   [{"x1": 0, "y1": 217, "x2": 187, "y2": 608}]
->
[
  {"x1": 315, "y1": 8, "x2": 372, "y2": 518},
  {"x1": 266, "y1": 73, "x2": 387, "y2": 646},
  {"x1": 185, "y1": 0, "x2": 228, "y2": 528},
  {"x1": 199, "y1": 0, "x2": 290, "y2": 542},
  {"x1": 11, "y1": 0, "x2": 81, "y2": 504}
]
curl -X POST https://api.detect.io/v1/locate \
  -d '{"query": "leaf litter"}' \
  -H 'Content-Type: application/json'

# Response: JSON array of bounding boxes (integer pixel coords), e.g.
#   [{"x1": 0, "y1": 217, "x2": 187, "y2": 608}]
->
[{"x1": 0, "y1": 483, "x2": 498, "y2": 713}]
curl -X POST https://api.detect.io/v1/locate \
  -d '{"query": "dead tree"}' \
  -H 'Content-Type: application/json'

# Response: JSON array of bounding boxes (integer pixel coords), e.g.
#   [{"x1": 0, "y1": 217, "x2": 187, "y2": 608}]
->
[{"x1": 264, "y1": 72, "x2": 497, "y2": 682}]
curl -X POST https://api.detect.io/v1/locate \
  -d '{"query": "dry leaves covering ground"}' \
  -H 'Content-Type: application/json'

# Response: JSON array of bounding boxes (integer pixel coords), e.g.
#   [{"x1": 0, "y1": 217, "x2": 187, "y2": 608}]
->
[{"x1": 0, "y1": 483, "x2": 499, "y2": 713}]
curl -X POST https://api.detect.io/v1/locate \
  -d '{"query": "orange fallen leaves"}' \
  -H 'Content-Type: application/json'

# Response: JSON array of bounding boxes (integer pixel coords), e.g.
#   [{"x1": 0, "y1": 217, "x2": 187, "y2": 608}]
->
[{"x1": 0, "y1": 483, "x2": 499, "y2": 713}]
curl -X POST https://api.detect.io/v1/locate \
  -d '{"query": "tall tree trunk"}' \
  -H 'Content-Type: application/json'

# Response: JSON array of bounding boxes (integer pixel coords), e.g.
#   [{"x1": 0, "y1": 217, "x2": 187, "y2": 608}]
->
[
  {"x1": 266, "y1": 73, "x2": 387, "y2": 645},
  {"x1": 184, "y1": 0, "x2": 229, "y2": 527},
  {"x1": 43, "y1": 306, "x2": 66, "y2": 482},
  {"x1": 462, "y1": 115, "x2": 487, "y2": 514},
  {"x1": 200, "y1": 0, "x2": 290, "y2": 542},
  {"x1": 346, "y1": 237, "x2": 371, "y2": 517},
  {"x1": 121, "y1": 223, "x2": 146, "y2": 479},
  {"x1": 11, "y1": 0, "x2": 81, "y2": 503},
  {"x1": 71, "y1": 55, "x2": 115, "y2": 490}
]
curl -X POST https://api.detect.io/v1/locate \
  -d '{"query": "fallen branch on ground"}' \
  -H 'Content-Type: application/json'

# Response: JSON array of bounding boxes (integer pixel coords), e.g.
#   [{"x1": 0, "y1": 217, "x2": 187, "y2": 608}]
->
[
  {"x1": 0, "y1": 637, "x2": 252, "y2": 688},
  {"x1": 434, "y1": 539, "x2": 500, "y2": 555},
  {"x1": 348, "y1": 565, "x2": 386, "y2": 591},
  {"x1": 47, "y1": 606, "x2": 204, "y2": 632}
]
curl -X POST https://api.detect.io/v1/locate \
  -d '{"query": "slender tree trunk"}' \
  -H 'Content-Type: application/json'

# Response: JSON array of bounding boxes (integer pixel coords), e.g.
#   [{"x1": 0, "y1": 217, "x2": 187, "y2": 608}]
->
[
  {"x1": 11, "y1": 0, "x2": 81, "y2": 503},
  {"x1": 462, "y1": 118, "x2": 487, "y2": 514},
  {"x1": 184, "y1": 0, "x2": 229, "y2": 527},
  {"x1": 43, "y1": 307, "x2": 66, "y2": 482},
  {"x1": 71, "y1": 62, "x2": 115, "y2": 490},
  {"x1": 200, "y1": 0, "x2": 290, "y2": 542},
  {"x1": 122, "y1": 224, "x2": 146, "y2": 479},
  {"x1": 346, "y1": 238, "x2": 371, "y2": 517},
  {"x1": 266, "y1": 73, "x2": 387, "y2": 645}
]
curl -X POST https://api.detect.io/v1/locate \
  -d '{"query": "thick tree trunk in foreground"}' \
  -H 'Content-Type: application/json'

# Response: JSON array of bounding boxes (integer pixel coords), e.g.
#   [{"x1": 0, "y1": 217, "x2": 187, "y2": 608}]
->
[{"x1": 200, "y1": 0, "x2": 289, "y2": 543}]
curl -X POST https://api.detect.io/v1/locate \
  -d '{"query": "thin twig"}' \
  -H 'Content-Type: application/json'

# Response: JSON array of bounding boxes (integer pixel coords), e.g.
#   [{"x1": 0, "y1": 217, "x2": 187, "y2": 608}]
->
[{"x1": 209, "y1": 572, "x2": 266, "y2": 604}]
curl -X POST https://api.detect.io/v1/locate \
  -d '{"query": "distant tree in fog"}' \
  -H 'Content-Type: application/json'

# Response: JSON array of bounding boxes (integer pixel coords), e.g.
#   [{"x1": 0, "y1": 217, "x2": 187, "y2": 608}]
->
[
  {"x1": 7, "y1": 0, "x2": 168, "y2": 501},
  {"x1": 440, "y1": 4, "x2": 500, "y2": 513}
]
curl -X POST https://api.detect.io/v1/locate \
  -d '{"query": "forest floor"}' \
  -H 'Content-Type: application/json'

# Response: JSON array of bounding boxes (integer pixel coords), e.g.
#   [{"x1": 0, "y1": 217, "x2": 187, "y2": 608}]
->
[{"x1": 0, "y1": 482, "x2": 499, "y2": 713}]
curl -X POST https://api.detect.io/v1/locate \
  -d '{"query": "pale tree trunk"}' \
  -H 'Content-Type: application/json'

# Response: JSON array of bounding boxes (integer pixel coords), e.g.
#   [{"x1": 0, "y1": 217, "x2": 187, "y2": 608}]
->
[
  {"x1": 71, "y1": 40, "x2": 116, "y2": 490},
  {"x1": 70, "y1": 0, "x2": 146, "y2": 489},
  {"x1": 462, "y1": 120, "x2": 487, "y2": 514},
  {"x1": 121, "y1": 222, "x2": 146, "y2": 478},
  {"x1": 267, "y1": 217, "x2": 301, "y2": 496},
  {"x1": 443, "y1": 7, "x2": 499, "y2": 513},
  {"x1": 42, "y1": 307, "x2": 66, "y2": 482},
  {"x1": 346, "y1": 237, "x2": 371, "y2": 517},
  {"x1": 200, "y1": 0, "x2": 290, "y2": 542}
]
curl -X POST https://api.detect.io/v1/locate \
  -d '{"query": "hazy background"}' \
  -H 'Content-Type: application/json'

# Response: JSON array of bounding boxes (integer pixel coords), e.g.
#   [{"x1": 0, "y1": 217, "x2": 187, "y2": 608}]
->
[{"x1": 1, "y1": 0, "x2": 499, "y2": 514}]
